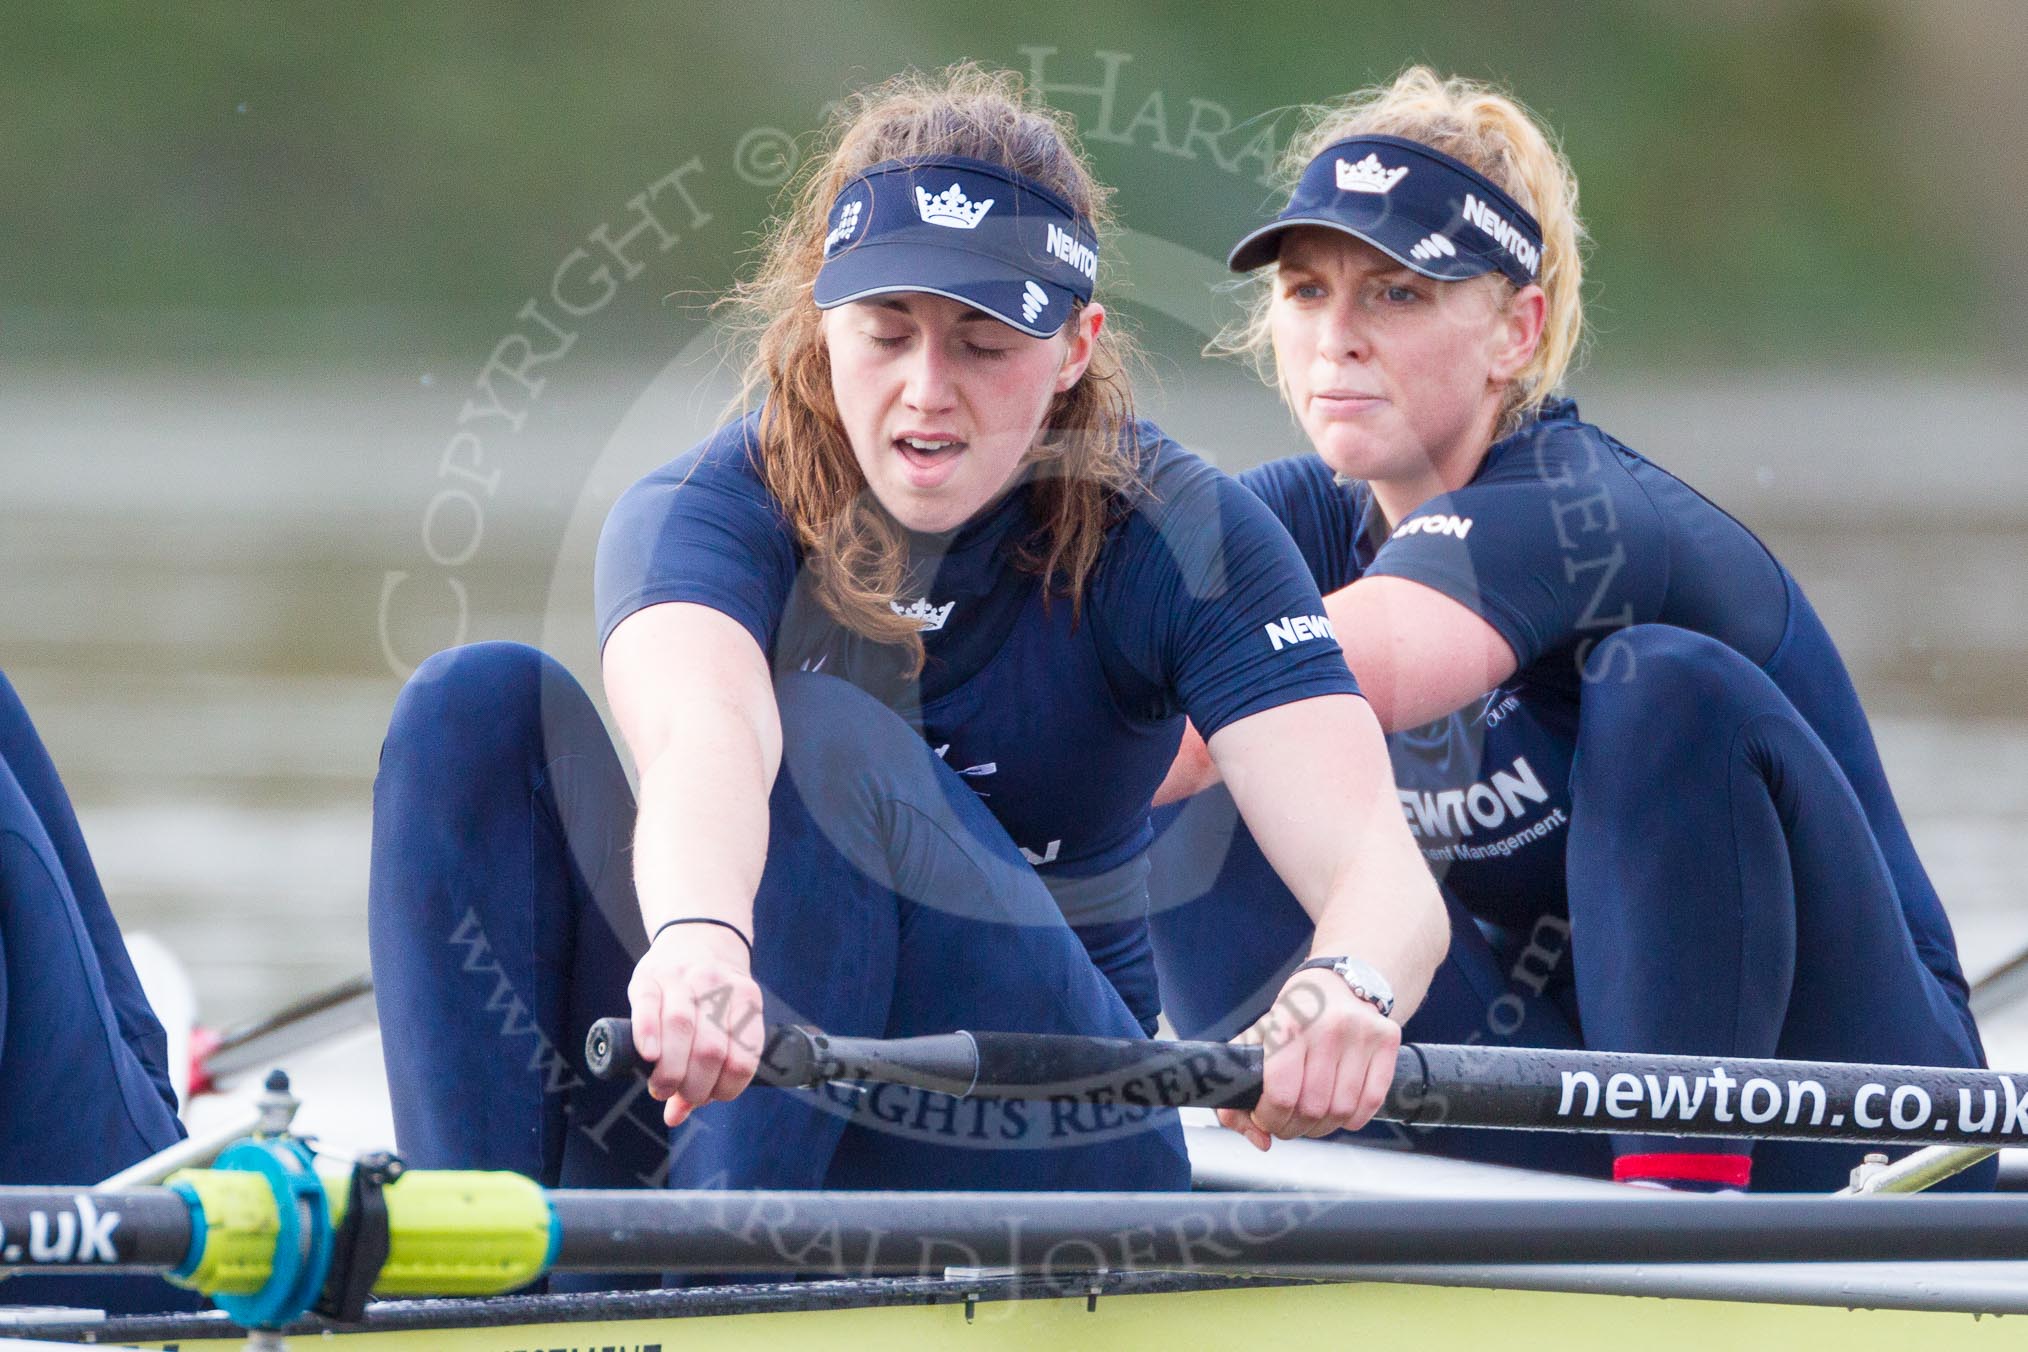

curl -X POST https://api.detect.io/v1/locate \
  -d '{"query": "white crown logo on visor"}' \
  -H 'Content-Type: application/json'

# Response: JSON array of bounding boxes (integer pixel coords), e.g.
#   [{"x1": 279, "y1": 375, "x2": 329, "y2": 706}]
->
[
  {"x1": 1335, "y1": 153, "x2": 1408, "y2": 195},
  {"x1": 889, "y1": 597, "x2": 955, "y2": 631},
  {"x1": 915, "y1": 182, "x2": 993, "y2": 229},
  {"x1": 1020, "y1": 280, "x2": 1048, "y2": 324}
]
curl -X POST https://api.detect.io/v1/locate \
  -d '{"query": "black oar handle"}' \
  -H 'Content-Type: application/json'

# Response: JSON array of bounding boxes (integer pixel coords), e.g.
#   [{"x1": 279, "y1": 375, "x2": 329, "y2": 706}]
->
[
  {"x1": 585, "y1": 1018, "x2": 1265, "y2": 1109},
  {"x1": 584, "y1": 1017, "x2": 641, "y2": 1080},
  {"x1": 588, "y1": 1016, "x2": 2028, "y2": 1147}
]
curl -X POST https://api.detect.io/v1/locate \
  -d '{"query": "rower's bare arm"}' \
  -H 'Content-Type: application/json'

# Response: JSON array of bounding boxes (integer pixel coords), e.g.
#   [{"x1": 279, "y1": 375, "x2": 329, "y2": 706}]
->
[
  {"x1": 1328, "y1": 576, "x2": 1516, "y2": 733},
  {"x1": 1152, "y1": 575, "x2": 1517, "y2": 805},
  {"x1": 1205, "y1": 693, "x2": 1449, "y2": 1146},
  {"x1": 603, "y1": 601, "x2": 781, "y2": 1124}
]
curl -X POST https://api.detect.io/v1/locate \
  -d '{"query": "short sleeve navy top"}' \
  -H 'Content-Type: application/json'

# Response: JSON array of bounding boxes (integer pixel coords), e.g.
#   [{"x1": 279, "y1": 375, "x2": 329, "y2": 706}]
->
[
  {"x1": 1243, "y1": 398, "x2": 1963, "y2": 997},
  {"x1": 597, "y1": 413, "x2": 1361, "y2": 1023}
]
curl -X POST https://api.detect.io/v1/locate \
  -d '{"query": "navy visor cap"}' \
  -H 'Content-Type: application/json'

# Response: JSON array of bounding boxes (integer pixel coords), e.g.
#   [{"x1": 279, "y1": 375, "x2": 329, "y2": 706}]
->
[
  {"x1": 1228, "y1": 135, "x2": 1544, "y2": 287},
  {"x1": 813, "y1": 155, "x2": 1100, "y2": 338}
]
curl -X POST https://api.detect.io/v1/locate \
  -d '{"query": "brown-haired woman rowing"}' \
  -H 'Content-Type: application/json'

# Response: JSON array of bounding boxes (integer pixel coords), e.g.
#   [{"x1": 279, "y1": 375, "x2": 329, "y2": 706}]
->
[{"x1": 368, "y1": 65, "x2": 1447, "y2": 1200}]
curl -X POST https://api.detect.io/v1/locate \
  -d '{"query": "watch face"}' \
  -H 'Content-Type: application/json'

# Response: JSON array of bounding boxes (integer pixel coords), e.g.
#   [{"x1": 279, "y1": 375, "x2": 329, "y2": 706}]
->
[
  {"x1": 1300, "y1": 956, "x2": 1395, "y2": 1016},
  {"x1": 1340, "y1": 959, "x2": 1393, "y2": 999},
  {"x1": 1337, "y1": 958, "x2": 1395, "y2": 1015}
]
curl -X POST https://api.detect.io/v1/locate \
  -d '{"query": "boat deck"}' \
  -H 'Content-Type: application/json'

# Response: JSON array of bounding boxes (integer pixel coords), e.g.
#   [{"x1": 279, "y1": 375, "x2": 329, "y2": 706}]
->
[{"x1": 14, "y1": 1268, "x2": 2028, "y2": 1350}]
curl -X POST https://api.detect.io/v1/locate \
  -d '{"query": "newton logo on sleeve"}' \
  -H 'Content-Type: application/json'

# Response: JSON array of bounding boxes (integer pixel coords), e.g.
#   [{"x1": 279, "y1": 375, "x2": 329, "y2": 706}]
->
[
  {"x1": 1392, "y1": 513, "x2": 1474, "y2": 541},
  {"x1": 1264, "y1": 613, "x2": 1338, "y2": 652}
]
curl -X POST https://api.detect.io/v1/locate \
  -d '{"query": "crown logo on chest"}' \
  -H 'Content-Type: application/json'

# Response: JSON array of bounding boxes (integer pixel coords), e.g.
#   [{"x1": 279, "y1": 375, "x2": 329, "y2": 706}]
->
[{"x1": 890, "y1": 597, "x2": 955, "y2": 631}]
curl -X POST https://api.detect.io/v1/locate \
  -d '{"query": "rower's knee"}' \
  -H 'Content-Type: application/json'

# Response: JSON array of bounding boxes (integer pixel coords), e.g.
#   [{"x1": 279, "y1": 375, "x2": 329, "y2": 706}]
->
[
  {"x1": 774, "y1": 670, "x2": 907, "y2": 738},
  {"x1": 773, "y1": 671, "x2": 923, "y2": 803},
  {"x1": 1578, "y1": 625, "x2": 1779, "y2": 739},
  {"x1": 383, "y1": 642, "x2": 599, "y2": 785},
  {"x1": 1571, "y1": 627, "x2": 1799, "y2": 816}
]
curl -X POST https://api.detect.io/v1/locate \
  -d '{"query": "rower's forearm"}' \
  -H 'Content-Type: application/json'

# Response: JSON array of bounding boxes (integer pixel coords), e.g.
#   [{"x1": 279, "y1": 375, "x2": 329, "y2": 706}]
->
[
  {"x1": 1307, "y1": 809, "x2": 1447, "y2": 1021},
  {"x1": 1299, "y1": 702, "x2": 1449, "y2": 1018},
  {"x1": 632, "y1": 721, "x2": 774, "y2": 937}
]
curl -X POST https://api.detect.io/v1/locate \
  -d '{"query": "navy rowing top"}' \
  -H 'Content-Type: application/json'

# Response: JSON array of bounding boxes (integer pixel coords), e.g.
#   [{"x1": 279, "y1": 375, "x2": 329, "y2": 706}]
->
[
  {"x1": 1243, "y1": 397, "x2": 1965, "y2": 998},
  {"x1": 597, "y1": 413, "x2": 1360, "y2": 1023}
]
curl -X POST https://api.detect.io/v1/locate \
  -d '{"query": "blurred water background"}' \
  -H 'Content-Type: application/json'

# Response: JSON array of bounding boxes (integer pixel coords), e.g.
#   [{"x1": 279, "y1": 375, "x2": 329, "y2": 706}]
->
[{"x1": 5, "y1": 3, "x2": 2027, "y2": 1047}]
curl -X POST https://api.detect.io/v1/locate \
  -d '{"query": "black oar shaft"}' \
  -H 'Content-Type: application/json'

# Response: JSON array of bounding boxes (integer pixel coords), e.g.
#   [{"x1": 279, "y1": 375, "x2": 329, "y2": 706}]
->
[
  {"x1": 587, "y1": 1018, "x2": 2028, "y2": 1148},
  {"x1": 202, "y1": 974, "x2": 377, "y2": 1085},
  {"x1": 546, "y1": 1191, "x2": 2028, "y2": 1272},
  {"x1": 0, "y1": 1189, "x2": 192, "y2": 1272},
  {"x1": 20, "y1": 1185, "x2": 2028, "y2": 1282},
  {"x1": 1397, "y1": 1043, "x2": 2028, "y2": 1148}
]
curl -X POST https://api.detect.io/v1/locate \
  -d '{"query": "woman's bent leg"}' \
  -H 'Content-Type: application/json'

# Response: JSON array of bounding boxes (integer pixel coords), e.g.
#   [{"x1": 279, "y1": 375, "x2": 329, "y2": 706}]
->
[
  {"x1": 0, "y1": 672, "x2": 200, "y2": 1312},
  {"x1": 1569, "y1": 625, "x2": 1990, "y2": 1191},
  {"x1": 1147, "y1": 787, "x2": 1611, "y2": 1176},
  {"x1": 368, "y1": 643, "x2": 667, "y2": 1196},
  {"x1": 668, "y1": 673, "x2": 1190, "y2": 1195}
]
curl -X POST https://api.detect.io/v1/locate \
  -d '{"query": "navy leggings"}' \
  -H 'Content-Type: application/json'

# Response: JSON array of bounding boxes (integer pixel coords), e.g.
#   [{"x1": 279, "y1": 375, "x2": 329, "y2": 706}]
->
[
  {"x1": 0, "y1": 672, "x2": 201, "y2": 1313},
  {"x1": 1149, "y1": 626, "x2": 1991, "y2": 1192},
  {"x1": 368, "y1": 643, "x2": 1188, "y2": 1210}
]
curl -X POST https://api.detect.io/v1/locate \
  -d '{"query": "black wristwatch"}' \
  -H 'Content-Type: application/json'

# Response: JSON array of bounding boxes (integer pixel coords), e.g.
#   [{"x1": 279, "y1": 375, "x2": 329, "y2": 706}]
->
[{"x1": 1294, "y1": 956, "x2": 1395, "y2": 1019}]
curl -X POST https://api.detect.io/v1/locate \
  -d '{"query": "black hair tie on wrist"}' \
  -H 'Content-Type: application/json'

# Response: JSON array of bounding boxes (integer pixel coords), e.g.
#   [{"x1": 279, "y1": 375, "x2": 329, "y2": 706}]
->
[{"x1": 649, "y1": 916, "x2": 755, "y2": 958}]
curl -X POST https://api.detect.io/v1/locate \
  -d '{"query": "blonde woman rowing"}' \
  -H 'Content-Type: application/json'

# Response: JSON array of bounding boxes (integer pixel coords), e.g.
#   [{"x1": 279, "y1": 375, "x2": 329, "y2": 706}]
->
[{"x1": 1151, "y1": 67, "x2": 1986, "y2": 1192}]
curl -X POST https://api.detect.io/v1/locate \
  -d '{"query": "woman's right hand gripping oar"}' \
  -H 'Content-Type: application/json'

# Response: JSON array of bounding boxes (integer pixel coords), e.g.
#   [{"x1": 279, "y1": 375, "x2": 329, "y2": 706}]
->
[
  {"x1": 1217, "y1": 964, "x2": 1402, "y2": 1151},
  {"x1": 627, "y1": 921, "x2": 767, "y2": 1127}
]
